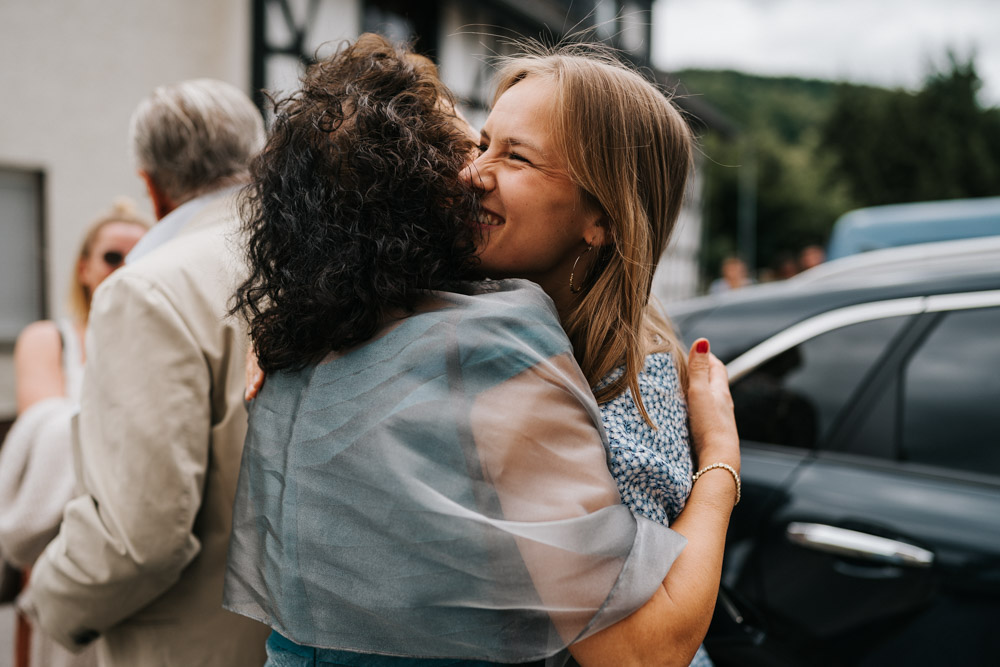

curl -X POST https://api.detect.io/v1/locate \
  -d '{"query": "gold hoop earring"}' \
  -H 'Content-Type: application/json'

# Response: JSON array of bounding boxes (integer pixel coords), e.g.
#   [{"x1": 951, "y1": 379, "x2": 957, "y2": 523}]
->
[{"x1": 569, "y1": 244, "x2": 594, "y2": 294}]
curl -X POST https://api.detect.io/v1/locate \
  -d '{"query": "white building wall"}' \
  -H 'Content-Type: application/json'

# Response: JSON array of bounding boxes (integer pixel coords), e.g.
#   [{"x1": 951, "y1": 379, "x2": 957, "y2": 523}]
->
[
  {"x1": 436, "y1": 1, "x2": 509, "y2": 129},
  {"x1": 259, "y1": 0, "x2": 360, "y2": 98},
  {"x1": 0, "y1": 0, "x2": 253, "y2": 418},
  {"x1": 652, "y1": 162, "x2": 704, "y2": 305},
  {"x1": 437, "y1": 2, "x2": 486, "y2": 120}
]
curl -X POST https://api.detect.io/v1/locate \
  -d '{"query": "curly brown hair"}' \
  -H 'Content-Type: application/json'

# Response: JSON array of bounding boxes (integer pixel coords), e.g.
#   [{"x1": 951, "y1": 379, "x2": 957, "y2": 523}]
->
[{"x1": 233, "y1": 34, "x2": 480, "y2": 372}]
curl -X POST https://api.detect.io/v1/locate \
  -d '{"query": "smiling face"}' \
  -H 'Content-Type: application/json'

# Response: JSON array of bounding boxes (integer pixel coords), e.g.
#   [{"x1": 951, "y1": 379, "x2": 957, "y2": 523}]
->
[{"x1": 461, "y1": 76, "x2": 606, "y2": 306}]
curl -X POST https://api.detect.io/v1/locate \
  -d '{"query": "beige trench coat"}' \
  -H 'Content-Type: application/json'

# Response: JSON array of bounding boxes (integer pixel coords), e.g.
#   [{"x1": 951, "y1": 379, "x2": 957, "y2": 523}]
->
[{"x1": 21, "y1": 194, "x2": 269, "y2": 666}]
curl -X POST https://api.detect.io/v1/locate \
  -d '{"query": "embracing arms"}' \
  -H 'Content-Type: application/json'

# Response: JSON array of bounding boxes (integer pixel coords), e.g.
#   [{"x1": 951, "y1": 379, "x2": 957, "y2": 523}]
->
[
  {"x1": 462, "y1": 325, "x2": 739, "y2": 665},
  {"x1": 570, "y1": 339, "x2": 740, "y2": 666},
  {"x1": 243, "y1": 330, "x2": 738, "y2": 665}
]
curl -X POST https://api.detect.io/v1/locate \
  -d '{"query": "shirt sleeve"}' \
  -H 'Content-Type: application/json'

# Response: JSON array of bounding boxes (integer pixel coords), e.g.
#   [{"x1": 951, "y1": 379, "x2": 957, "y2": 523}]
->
[{"x1": 21, "y1": 273, "x2": 209, "y2": 649}]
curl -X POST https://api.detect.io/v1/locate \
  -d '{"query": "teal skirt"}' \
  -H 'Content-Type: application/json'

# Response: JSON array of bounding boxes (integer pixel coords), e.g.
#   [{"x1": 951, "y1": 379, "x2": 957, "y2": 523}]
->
[{"x1": 264, "y1": 632, "x2": 548, "y2": 667}]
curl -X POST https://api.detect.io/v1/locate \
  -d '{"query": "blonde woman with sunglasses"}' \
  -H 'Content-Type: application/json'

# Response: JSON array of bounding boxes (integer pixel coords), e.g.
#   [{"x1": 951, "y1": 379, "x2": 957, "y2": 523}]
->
[{"x1": 0, "y1": 199, "x2": 148, "y2": 667}]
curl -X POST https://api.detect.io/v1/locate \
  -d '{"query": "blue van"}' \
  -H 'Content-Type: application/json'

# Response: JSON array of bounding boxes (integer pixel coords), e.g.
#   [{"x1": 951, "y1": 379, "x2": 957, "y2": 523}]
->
[{"x1": 826, "y1": 196, "x2": 1000, "y2": 260}]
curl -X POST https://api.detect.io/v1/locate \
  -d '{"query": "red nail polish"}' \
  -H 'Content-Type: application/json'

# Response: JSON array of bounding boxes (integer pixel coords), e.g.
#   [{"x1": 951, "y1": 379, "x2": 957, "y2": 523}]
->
[{"x1": 696, "y1": 340, "x2": 708, "y2": 354}]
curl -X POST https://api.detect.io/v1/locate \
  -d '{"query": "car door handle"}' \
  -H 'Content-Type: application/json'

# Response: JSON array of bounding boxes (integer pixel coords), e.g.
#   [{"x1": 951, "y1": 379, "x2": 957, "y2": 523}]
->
[{"x1": 786, "y1": 522, "x2": 934, "y2": 568}]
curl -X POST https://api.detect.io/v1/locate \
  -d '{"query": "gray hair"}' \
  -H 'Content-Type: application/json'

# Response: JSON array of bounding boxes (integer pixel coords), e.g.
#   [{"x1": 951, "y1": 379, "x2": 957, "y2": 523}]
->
[{"x1": 129, "y1": 78, "x2": 265, "y2": 204}]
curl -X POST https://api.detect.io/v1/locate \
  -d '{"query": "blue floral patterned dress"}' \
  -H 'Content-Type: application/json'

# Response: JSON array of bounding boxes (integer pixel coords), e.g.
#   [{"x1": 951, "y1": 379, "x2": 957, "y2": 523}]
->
[{"x1": 599, "y1": 352, "x2": 714, "y2": 667}]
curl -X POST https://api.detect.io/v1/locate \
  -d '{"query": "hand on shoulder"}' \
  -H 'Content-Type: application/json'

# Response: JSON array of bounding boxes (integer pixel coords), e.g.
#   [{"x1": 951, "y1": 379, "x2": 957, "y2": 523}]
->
[{"x1": 245, "y1": 346, "x2": 264, "y2": 401}]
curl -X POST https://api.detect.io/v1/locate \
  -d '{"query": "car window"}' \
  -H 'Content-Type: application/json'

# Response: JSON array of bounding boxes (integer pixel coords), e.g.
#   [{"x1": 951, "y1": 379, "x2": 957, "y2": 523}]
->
[
  {"x1": 731, "y1": 316, "x2": 909, "y2": 449},
  {"x1": 901, "y1": 306, "x2": 1000, "y2": 476}
]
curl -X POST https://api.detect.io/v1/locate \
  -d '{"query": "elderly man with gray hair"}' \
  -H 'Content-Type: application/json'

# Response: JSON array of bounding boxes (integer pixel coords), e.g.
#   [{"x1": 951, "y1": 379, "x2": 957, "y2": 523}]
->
[{"x1": 20, "y1": 79, "x2": 270, "y2": 666}]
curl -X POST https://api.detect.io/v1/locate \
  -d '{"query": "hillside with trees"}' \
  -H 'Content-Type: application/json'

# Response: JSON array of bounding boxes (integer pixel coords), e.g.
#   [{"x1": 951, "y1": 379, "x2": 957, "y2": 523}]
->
[{"x1": 675, "y1": 56, "x2": 1000, "y2": 282}]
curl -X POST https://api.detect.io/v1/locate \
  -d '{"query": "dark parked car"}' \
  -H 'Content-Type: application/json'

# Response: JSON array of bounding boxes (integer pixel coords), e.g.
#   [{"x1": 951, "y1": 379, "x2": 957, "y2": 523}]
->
[{"x1": 667, "y1": 237, "x2": 1000, "y2": 666}]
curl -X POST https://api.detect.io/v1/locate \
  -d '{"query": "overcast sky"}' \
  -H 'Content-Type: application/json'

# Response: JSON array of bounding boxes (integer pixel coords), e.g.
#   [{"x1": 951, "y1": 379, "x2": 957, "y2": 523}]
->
[{"x1": 651, "y1": 0, "x2": 1000, "y2": 106}]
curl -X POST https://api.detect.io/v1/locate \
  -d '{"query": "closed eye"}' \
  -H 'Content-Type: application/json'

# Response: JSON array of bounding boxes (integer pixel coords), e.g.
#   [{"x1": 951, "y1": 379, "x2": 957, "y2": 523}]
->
[{"x1": 477, "y1": 134, "x2": 534, "y2": 165}]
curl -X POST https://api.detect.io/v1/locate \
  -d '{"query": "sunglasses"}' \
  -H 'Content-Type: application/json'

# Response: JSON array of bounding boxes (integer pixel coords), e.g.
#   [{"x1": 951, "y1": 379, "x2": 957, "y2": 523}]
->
[{"x1": 102, "y1": 251, "x2": 125, "y2": 268}]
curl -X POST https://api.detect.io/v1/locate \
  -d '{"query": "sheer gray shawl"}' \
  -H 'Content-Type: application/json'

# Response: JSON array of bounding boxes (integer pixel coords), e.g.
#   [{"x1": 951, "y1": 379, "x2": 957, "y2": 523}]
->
[{"x1": 223, "y1": 280, "x2": 686, "y2": 661}]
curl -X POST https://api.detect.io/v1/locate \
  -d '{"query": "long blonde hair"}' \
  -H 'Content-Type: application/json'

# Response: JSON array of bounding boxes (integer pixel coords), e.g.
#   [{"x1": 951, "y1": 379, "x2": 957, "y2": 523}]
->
[
  {"x1": 494, "y1": 46, "x2": 693, "y2": 423},
  {"x1": 68, "y1": 197, "x2": 151, "y2": 323}
]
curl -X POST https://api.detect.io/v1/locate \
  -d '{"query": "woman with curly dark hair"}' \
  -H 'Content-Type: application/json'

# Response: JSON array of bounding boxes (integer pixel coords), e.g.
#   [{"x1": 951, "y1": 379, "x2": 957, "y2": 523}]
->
[
  {"x1": 225, "y1": 34, "x2": 739, "y2": 667},
  {"x1": 233, "y1": 42, "x2": 479, "y2": 369}
]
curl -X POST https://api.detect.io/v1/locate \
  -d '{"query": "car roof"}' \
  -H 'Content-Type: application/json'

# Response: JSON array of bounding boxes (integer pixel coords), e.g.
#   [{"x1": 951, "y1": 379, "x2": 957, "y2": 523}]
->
[
  {"x1": 826, "y1": 196, "x2": 1000, "y2": 259},
  {"x1": 665, "y1": 237, "x2": 1000, "y2": 362},
  {"x1": 796, "y1": 234, "x2": 1000, "y2": 285}
]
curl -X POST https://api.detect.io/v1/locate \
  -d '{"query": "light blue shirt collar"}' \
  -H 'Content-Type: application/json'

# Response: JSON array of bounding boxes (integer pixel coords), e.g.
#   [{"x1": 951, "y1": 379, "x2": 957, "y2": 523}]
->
[{"x1": 126, "y1": 186, "x2": 240, "y2": 264}]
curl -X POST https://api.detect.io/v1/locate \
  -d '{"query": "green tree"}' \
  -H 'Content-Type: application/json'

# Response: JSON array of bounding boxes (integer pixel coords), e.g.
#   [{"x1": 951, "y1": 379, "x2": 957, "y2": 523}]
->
[
  {"x1": 678, "y1": 55, "x2": 1000, "y2": 285},
  {"x1": 821, "y1": 55, "x2": 1000, "y2": 206},
  {"x1": 679, "y1": 70, "x2": 854, "y2": 279}
]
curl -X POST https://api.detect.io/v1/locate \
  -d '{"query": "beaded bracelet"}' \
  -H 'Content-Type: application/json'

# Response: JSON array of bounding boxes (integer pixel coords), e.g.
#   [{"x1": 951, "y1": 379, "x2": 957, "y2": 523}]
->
[{"x1": 692, "y1": 462, "x2": 741, "y2": 506}]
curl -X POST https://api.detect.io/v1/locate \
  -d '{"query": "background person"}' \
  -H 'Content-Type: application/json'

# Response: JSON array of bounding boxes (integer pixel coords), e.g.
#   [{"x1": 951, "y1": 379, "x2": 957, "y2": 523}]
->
[
  {"x1": 798, "y1": 244, "x2": 825, "y2": 271},
  {"x1": 772, "y1": 252, "x2": 800, "y2": 281},
  {"x1": 709, "y1": 256, "x2": 753, "y2": 294},
  {"x1": 0, "y1": 199, "x2": 148, "y2": 667},
  {"x1": 20, "y1": 79, "x2": 270, "y2": 666}
]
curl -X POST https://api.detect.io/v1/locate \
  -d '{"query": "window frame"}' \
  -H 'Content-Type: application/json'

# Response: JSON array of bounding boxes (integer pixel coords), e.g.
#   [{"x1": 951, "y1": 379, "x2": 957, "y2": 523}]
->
[
  {"x1": 728, "y1": 290, "x2": 1000, "y2": 383},
  {"x1": 895, "y1": 302, "x2": 1000, "y2": 476},
  {"x1": 726, "y1": 289, "x2": 1000, "y2": 462},
  {"x1": 0, "y1": 166, "x2": 46, "y2": 345}
]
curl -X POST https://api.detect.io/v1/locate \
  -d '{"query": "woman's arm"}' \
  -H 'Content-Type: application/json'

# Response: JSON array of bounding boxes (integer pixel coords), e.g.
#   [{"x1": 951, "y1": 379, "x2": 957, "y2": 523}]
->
[
  {"x1": 570, "y1": 339, "x2": 740, "y2": 666},
  {"x1": 14, "y1": 320, "x2": 66, "y2": 413}
]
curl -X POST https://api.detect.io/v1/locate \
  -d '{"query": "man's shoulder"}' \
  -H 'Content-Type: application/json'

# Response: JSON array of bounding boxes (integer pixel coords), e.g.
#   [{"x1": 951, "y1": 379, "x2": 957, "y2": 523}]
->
[
  {"x1": 91, "y1": 208, "x2": 245, "y2": 338},
  {"x1": 116, "y1": 204, "x2": 244, "y2": 300},
  {"x1": 141, "y1": 197, "x2": 242, "y2": 269}
]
